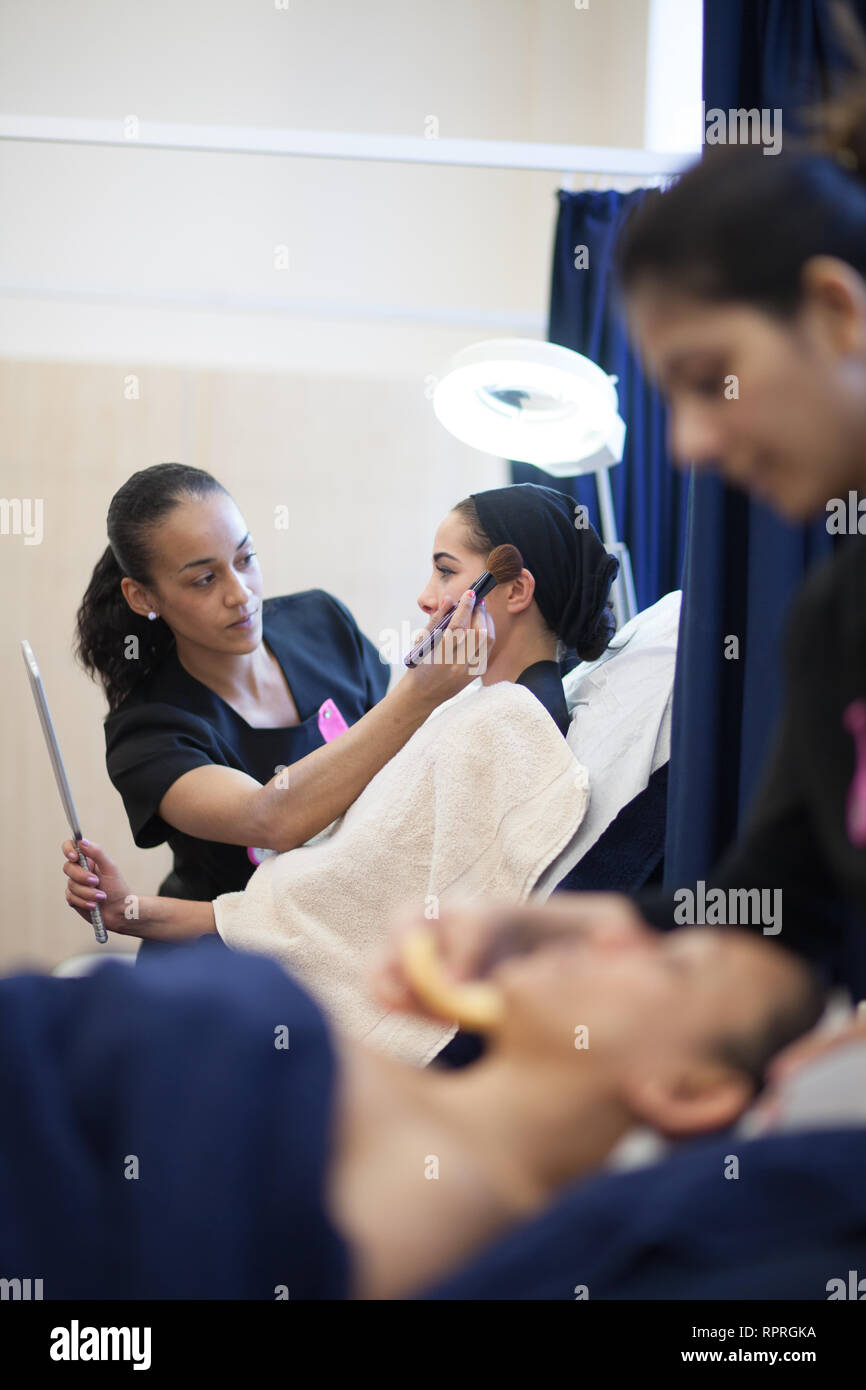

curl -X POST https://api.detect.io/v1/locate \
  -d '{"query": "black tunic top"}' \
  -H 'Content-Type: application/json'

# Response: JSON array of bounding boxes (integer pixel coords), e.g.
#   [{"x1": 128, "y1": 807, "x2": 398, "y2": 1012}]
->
[
  {"x1": 639, "y1": 534, "x2": 866, "y2": 994},
  {"x1": 514, "y1": 659, "x2": 571, "y2": 737},
  {"x1": 105, "y1": 590, "x2": 390, "y2": 955}
]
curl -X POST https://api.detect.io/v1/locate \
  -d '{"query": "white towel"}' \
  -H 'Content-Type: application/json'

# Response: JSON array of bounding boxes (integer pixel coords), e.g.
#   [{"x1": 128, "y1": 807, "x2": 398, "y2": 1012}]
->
[{"x1": 214, "y1": 681, "x2": 590, "y2": 1065}]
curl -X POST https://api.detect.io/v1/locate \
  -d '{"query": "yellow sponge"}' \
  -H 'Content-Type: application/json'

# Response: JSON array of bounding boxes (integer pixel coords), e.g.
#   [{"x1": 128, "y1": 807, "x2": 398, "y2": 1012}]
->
[{"x1": 400, "y1": 925, "x2": 505, "y2": 1033}]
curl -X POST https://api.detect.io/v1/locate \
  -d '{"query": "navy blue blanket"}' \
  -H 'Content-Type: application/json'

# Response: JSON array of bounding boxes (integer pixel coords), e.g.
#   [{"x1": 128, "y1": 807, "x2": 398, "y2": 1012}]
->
[
  {"x1": 0, "y1": 937, "x2": 348, "y2": 1299},
  {"x1": 6, "y1": 936, "x2": 865, "y2": 1302},
  {"x1": 555, "y1": 762, "x2": 669, "y2": 895},
  {"x1": 420, "y1": 1126, "x2": 866, "y2": 1300}
]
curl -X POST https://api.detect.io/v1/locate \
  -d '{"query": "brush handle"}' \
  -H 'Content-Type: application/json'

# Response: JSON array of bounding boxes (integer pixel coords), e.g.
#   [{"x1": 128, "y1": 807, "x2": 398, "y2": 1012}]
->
[{"x1": 403, "y1": 570, "x2": 494, "y2": 668}]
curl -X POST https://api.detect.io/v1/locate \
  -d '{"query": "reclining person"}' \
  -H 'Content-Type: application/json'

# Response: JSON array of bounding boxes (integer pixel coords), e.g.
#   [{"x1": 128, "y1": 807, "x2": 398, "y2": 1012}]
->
[
  {"x1": 1, "y1": 911, "x2": 824, "y2": 1300},
  {"x1": 61, "y1": 484, "x2": 617, "y2": 1063}
]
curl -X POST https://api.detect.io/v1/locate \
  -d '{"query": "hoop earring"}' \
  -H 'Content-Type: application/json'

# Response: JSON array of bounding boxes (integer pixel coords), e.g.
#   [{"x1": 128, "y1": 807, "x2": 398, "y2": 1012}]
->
[{"x1": 147, "y1": 611, "x2": 158, "y2": 622}]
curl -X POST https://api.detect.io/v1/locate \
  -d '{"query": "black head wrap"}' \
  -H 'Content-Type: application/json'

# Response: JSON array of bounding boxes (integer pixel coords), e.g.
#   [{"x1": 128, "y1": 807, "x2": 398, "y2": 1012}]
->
[{"x1": 469, "y1": 483, "x2": 619, "y2": 655}]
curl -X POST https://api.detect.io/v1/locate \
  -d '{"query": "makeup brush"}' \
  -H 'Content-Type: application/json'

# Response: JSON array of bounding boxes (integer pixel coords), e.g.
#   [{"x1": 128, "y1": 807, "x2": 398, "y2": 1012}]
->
[{"x1": 404, "y1": 543, "x2": 523, "y2": 668}]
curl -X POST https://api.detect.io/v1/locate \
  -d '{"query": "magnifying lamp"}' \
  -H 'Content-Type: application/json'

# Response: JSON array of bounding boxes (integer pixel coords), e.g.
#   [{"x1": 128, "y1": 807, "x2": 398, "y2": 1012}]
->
[{"x1": 432, "y1": 338, "x2": 637, "y2": 626}]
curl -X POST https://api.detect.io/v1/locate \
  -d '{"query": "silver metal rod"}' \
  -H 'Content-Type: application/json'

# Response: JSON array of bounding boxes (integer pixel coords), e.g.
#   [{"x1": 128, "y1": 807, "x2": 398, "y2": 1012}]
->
[{"x1": 594, "y1": 465, "x2": 637, "y2": 627}]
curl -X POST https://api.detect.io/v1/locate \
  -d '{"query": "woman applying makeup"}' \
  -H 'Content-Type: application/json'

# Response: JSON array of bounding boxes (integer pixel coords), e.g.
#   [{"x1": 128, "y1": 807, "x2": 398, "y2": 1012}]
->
[
  {"x1": 64, "y1": 480, "x2": 619, "y2": 958},
  {"x1": 75, "y1": 462, "x2": 491, "y2": 960}
]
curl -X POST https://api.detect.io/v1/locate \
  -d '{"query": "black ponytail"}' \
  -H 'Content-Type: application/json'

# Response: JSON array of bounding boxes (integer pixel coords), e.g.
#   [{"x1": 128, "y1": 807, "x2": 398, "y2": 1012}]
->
[
  {"x1": 76, "y1": 463, "x2": 227, "y2": 711},
  {"x1": 573, "y1": 605, "x2": 616, "y2": 664}
]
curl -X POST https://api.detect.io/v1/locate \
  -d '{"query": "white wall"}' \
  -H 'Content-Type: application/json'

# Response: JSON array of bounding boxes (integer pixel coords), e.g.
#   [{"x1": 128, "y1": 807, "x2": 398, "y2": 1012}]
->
[{"x1": 0, "y1": 0, "x2": 662, "y2": 372}]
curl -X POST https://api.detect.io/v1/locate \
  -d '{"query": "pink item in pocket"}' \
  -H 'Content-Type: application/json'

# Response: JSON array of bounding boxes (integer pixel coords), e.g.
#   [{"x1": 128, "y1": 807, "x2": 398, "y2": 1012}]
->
[
  {"x1": 247, "y1": 845, "x2": 278, "y2": 867},
  {"x1": 843, "y1": 697, "x2": 866, "y2": 847},
  {"x1": 318, "y1": 698, "x2": 349, "y2": 742}
]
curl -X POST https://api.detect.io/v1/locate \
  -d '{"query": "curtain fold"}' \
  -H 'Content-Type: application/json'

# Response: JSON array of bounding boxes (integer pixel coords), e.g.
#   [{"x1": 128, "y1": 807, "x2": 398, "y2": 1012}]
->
[{"x1": 513, "y1": 187, "x2": 689, "y2": 617}]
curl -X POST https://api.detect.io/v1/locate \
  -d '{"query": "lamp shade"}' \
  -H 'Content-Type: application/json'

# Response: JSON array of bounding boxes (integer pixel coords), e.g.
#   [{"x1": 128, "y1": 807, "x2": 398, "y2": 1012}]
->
[{"x1": 432, "y1": 338, "x2": 625, "y2": 475}]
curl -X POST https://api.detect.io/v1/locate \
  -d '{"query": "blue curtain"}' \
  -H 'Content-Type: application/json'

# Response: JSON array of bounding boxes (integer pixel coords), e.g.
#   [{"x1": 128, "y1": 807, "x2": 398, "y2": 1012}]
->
[
  {"x1": 513, "y1": 188, "x2": 690, "y2": 615},
  {"x1": 662, "y1": 0, "x2": 864, "y2": 884}
]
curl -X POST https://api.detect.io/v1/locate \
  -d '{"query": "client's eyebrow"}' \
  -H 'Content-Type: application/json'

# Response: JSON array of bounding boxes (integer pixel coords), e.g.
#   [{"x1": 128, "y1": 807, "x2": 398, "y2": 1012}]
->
[
  {"x1": 433, "y1": 551, "x2": 461, "y2": 564},
  {"x1": 178, "y1": 533, "x2": 251, "y2": 573}
]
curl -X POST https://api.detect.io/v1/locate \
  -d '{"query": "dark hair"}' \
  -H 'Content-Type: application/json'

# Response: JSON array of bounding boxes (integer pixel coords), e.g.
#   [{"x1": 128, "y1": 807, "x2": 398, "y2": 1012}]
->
[
  {"x1": 616, "y1": 23, "x2": 866, "y2": 316},
  {"x1": 76, "y1": 463, "x2": 228, "y2": 711},
  {"x1": 709, "y1": 952, "x2": 827, "y2": 1097},
  {"x1": 616, "y1": 143, "x2": 866, "y2": 317},
  {"x1": 451, "y1": 496, "x2": 615, "y2": 663}
]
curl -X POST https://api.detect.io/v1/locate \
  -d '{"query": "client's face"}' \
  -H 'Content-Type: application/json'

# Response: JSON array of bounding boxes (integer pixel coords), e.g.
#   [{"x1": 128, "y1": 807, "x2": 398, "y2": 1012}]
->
[
  {"x1": 626, "y1": 278, "x2": 866, "y2": 522},
  {"x1": 493, "y1": 923, "x2": 813, "y2": 1135},
  {"x1": 416, "y1": 513, "x2": 505, "y2": 628}
]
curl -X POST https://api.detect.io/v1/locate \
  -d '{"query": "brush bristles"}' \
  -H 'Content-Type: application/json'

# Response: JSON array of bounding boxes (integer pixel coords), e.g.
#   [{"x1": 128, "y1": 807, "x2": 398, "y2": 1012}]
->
[{"x1": 485, "y1": 543, "x2": 524, "y2": 585}]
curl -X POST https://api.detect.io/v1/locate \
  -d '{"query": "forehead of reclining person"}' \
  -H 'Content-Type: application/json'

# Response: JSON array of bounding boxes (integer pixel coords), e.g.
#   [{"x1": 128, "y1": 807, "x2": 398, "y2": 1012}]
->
[{"x1": 490, "y1": 926, "x2": 823, "y2": 1131}]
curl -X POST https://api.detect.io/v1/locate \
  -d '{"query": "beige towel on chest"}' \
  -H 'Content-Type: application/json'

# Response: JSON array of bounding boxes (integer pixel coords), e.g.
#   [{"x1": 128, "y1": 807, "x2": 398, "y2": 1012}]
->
[{"x1": 214, "y1": 681, "x2": 590, "y2": 1064}]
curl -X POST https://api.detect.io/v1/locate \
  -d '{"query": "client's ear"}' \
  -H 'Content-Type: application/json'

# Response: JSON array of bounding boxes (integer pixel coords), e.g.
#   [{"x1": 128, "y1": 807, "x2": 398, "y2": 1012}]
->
[
  {"x1": 504, "y1": 568, "x2": 536, "y2": 616},
  {"x1": 622, "y1": 1063, "x2": 754, "y2": 1138}
]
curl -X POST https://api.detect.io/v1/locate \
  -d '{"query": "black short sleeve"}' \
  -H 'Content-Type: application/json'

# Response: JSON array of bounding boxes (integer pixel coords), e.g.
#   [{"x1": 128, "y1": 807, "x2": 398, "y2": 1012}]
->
[
  {"x1": 103, "y1": 589, "x2": 392, "y2": 901},
  {"x1": 105, "y1": 702, "x2": 222, "y2": 848},
  {"x1": 638, "y1": 536, "x2": 866, "y2": 991}
]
